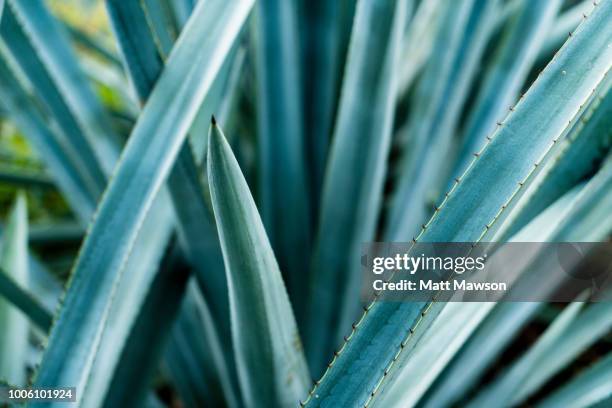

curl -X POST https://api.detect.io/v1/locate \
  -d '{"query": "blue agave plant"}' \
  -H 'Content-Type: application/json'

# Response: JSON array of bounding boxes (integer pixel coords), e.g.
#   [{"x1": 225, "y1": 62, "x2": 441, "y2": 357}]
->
[{"x1": 0, "y1": 0, "x2": 610, "y2": 407}]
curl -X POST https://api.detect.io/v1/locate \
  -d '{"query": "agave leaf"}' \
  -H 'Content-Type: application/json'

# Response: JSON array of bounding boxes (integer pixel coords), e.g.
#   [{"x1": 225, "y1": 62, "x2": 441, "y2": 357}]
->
[
  {"x1": 306, "y1": 0, "x2": 408, "y2": 374},
  {"x1": 0, "y1": 57, "x2": 97, "y2": 223},
  {"x1": 498, "y1": 82, "x2": 612, "y2": 239},
  {"x1": 0, "y1": 0, "x2": 4, "y2": 25},
  {"x1": 539, "y1": 353, "x2": 612, "y2": 408},
  {"x1": 6, "y1": 0, "x2": 121, "y2": 174},
  {"x1": 453, "y1": 0, "x2": 563, "y2": 178},
  {"x1": 304, "y1": 3, "x2": 612, "y2": 405},
  {"x1": 386, "y1": 0, "x2": 500, "y2": 241},
  {"x1": 208, "y1": 121, "x2": 310, "y2": 407},
  {"x1": 0, "y1": 266, "x2": 52, "y2": 332},
  {"x1": 0, "y1": 193, "x2": 29, "y2": 385},
  {"x1": 254, "y1": 0, "x2": 311, "y2": 318},
  {"x1": 33, "y1": 0, "x2": 252, "y2": 396}
]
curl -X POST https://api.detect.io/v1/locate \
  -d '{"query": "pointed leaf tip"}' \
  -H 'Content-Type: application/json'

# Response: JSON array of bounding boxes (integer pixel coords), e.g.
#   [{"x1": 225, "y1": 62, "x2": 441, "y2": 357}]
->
[{"x1": 211, "y1": 115, "x2": 217, "y2": 126}]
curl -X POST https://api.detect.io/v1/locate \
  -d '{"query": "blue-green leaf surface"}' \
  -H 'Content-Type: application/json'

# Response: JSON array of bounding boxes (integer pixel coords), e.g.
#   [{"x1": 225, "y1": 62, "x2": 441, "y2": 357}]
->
[{"x1": 208, "y1": 121, "x2": 310, "y2": 407}]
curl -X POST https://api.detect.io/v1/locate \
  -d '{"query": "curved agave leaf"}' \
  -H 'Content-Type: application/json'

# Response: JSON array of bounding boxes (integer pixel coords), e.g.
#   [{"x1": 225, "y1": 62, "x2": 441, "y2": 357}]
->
[
  {"x1": 208, "y1": 121, "x2": 310, "y2": 407},
  {"x1": 33, "y1": 0, "x2": 252, "y2": 399},
  {"x1": 0, "y1": 193, "x2": 29, "y2": 385},
  {"x1": 254, "y1": 0, "x2": 311, "y2": 318},
  {"x1": 539, "y1": 353, "x2": 612, "y2": 408},
  {"x1": 303, "y1": 2, "x2": 612, "y2": 405},
  {"x1": 453, "y1": 0, "x2": 562, "y2": 178},
  {"x1": 386, "y1": 0, "x2": 499, "y2": 241},
  {"x1": 306, "y1": 0, "x2": 408, "y2": 375},
  {"x1": 6, "y1": 0, "x2": 121, "y2": 174}
]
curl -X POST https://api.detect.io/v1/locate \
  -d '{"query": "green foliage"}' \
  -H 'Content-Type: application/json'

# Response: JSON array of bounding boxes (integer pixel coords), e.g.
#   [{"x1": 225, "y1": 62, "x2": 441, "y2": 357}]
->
[{"x1": 0, "y1": 0, "x2": 609, "y2": 407}]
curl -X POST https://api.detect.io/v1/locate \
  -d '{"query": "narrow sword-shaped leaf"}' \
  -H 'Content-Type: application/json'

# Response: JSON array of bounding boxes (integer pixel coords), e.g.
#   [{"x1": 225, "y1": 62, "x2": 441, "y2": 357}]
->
[
  {"x1": 33, "y1": 0, "x2": 253, "y2": 397},
  {"x1": 306, "y1": 0, "x2": 408, "y2": 375},
  {"x1": 0, "y1": 193, "x2": 29, "y2": 385},
  {"x1": 303, "y1": 2, "x2": 612, "y2": 405},
  {"x1": 254, "y1": 0, "x2": 311, "y2": 319},
  {"x1": 208, "y1": 121, "x2": 310, "y2": 407}
]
